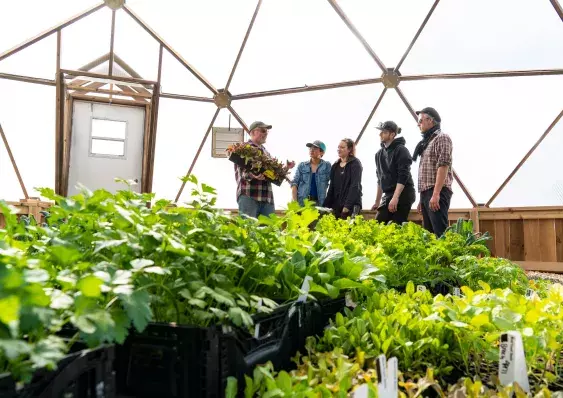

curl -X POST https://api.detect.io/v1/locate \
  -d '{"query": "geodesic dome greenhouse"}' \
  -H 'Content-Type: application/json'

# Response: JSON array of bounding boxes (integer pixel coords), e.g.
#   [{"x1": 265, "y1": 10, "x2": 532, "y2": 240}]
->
[{"x1": 1, "y1": 1, "x2": 563, "y2": 396}]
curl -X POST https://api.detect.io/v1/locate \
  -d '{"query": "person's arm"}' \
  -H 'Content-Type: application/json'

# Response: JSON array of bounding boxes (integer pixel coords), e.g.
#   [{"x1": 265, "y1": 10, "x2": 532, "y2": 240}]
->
[
  {"x1": 291, "y1": 164, "x2": 302, "y2": 201},
  {"x1": 430, "y1": 135, "x2": 453, "y2": 210},
  {"x1": 322, "y1": 165, "x2": 335, "y2": 208},
  {"x1": 375, "y1": 185, "x2": 383, "y2": 208},
  {"x1": 343, "y1": 160, "x2": 362, "y2": 211}
]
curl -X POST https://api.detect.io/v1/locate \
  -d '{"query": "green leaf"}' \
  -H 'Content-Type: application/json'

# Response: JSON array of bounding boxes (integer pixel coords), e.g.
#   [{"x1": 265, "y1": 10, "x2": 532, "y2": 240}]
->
[
  {"x1": 121, "y1": 290, "x2": 152, "y2": 332},
  {"x1": 143, "y1": 266, "x2": 170, "y2": 275},
  {"x1": 225, "y1": 377, "x2": 238, "y2": 398},
  {"x1": 189, "y1": 299, "x2": 207, "y2": 309},
  {"x1": 0, "y1": 296, "x2": 20, "y2": 325},
  {"x1": 23, "y1": 269, "x2": 49, "y2": 283},
  {"x1": 276, "y1": 370, "x2": 292, "y2": 393},
  {"x1": 49, "y1": 290, "x2": 74, "y2": 310},
  {"x1": 317, "y1": 273, "x2": 331, "y2": 284},
  {"x1": 0, "y1": 339, "x2": 32, "y2": 359},
  {"x1": 492, "y1": 316, "x2": 514, "y2": 330},
  {"x1": 112, "y1": 270, "x2": 132, "y2": 285},
  {"x1": 325, "y1": 283, "x2": 339, "y2": 299},
  {"x1": 244, "y1": 375, "x2": 254, "y2": 398},
  {"x1": 77, "y1": 275, "x2": 103, "y2": 298},
  {"x1": 29, "y1": 336, "x2": 67, "y2": 369},
  {"x1": 131, "y1": 258, "x2": 154, "y2": 270},
  {"x1": 94, "y1": 239, "x2": 127, "y2": 253},
  {"x1": 112, "y1": 309, "x2": 130, "y2": 344},
  {"x1": 229, "y1": 307, "x2": 253, "y2": 328},
  {"x1": 318, "y1": 249, "x2": 344, "y2": 265},
  {"x1": 332, "y1": 278, "x2": 364, "y2": 290},
  {"x1": 49, "y1": 246, "x2": 82, "y2": 267}
]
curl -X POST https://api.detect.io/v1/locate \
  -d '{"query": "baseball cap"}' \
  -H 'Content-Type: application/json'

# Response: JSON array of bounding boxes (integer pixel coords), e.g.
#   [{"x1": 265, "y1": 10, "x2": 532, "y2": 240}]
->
[
  {"x1": 249, "y1": 121, "x2": 272, "y2": 131},
  {"x1": 415, "y1": 107, "x2": 441, "y2": 123},
  {"x1": 375, "y1": 121, "x2": 400, "y2": 134},
  {"x1": 306, "y1": 140, "x2": 326, "y2": 152}
]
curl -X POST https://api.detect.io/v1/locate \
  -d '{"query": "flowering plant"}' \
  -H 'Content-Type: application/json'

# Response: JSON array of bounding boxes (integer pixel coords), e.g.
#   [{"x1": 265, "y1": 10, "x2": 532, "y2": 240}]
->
[{"x1": 227, "y1": 143, "x2": 290, "y2": 184}]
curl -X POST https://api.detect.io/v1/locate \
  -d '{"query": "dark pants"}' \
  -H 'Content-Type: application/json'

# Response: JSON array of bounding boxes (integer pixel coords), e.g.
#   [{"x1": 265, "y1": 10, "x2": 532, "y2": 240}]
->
[
  {"x1": 376, "y1": 185, "x2": 416, "y2": 225},
  {"x1": 420, "y1": 187, "x2": 452, "y2": 237}
]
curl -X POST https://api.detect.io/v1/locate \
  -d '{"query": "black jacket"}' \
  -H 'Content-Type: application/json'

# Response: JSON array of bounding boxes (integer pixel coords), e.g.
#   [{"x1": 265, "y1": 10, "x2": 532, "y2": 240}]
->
[
  {"x1": 323, "y1": 156, "x2": 363, "y2": 209},
  {"x1": 375, "y1": 137, "x2": 414, "y2": 195}
]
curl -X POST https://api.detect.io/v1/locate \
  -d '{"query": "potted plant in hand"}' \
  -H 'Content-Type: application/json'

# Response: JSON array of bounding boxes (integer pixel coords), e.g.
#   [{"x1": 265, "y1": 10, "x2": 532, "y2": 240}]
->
[{"x1": 226, "y1": 143, "x2": 292, "y2": 186}]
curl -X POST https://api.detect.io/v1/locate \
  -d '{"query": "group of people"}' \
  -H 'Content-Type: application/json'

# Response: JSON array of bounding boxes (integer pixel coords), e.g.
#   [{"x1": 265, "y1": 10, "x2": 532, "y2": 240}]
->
[{"x1": 233, "y1": 106, "x2": 453, "y2": 238}]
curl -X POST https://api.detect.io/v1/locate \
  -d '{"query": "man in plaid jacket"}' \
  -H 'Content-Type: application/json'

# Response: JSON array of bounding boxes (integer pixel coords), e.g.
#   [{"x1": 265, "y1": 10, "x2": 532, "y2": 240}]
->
[
  {"x1": 412, "y1": 107, "x2": 453, "y2": 237},
  {"x1": 234, "y1": 121, "x2": 294, "y2": 218}
]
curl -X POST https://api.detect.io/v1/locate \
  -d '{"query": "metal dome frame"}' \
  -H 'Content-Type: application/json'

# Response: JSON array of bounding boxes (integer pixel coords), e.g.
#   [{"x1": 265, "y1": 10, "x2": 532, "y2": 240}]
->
[{"x1": 0, "y1": 0, "x2": 562, "y2": 206}]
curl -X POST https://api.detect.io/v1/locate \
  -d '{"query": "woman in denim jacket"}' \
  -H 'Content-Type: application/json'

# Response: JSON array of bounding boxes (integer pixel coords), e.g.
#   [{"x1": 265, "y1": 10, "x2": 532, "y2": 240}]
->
[{"x1": 291, "y1": 140, "x2": 331, "y2": 206}]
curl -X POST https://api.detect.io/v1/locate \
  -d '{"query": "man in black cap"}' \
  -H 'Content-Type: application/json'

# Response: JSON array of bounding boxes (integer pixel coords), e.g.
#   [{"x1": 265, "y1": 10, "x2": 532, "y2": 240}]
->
[
  {"x1": 371, "y1": 121, "x2": 416, "y2": 225},
  {"x1": 234, "y1": 121, "x2": 294, "y2": 218},
  {"x1": 412, "y1": 107, "x2": 453, "y2": 237}
]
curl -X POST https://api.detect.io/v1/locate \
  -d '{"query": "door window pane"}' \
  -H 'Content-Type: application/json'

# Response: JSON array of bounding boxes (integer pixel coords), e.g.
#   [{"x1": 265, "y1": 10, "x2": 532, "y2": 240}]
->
[
  {"x1": 91, "y1": 139, "x2": 125, "y2": 157},
  {"x1": 92, "y1": 119, "x2": 127, "y2": 140}
]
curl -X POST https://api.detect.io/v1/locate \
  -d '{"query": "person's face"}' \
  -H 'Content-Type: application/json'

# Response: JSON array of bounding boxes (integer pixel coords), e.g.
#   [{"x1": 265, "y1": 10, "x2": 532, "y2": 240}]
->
[
  {"x1": 417, "y1": 113, "x2": 434, "y2": 132},
  {"x1": 309, "y1": 145, "x2": 323, "y2": 160},
  {"x1": 379, "y1": 129, "x2": 395, "y2": 144},
  {"x1": 337, "y1": 141, "x2": 351, "y2": 158},
  {"x1": 250, "y1": 128, "x2": 268, "y2": 144}
]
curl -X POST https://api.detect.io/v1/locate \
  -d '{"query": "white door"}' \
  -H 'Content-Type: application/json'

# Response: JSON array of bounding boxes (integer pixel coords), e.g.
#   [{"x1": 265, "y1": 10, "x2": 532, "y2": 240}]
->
[{"x1": 68, "y1": 101, "x2": 145, "y2": 196}]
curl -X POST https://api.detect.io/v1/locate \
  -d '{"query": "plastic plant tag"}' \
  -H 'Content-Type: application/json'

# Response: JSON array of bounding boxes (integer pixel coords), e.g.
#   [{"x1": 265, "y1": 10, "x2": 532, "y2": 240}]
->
[
  {"x1": 453, "y1": 287, "x2": 461, "y2": 297},
  {"x1": 387, "y1": 356, "x2": 398, "y2": 398},
  {"x1": 254, "y1": 298, "x2": 263, "y2": 338},
  {"x1": 376, "y1": 354, "x2": 388, "y2": 394},
  {"x1": 416, "y1": 285, "x2": 426, "y2": 293},
  {"x1": 499, "y1": 331, "x2": 530, "y2": 393},
  {"x1": 352, "y1": 383, "x2": 369, "y2": 398},
  {"x1": 297, "y1": 276, "x2": 313, "y2": 303},
  {"x1": 525, "y1": 288, "x2": 536, "y2": 300},
  {"x1": 375, "y1": 354, "x2": 398, "y2": 397}
]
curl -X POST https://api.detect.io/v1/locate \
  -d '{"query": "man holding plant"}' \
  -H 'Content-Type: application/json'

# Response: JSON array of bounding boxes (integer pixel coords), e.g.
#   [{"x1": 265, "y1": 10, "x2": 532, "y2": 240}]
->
[
  {"x1": 233, "y1": 121, "x2": 295, "y2": 218},
  {"x1": 412, "y1": 107, "x2": 453, "y2": 237}
]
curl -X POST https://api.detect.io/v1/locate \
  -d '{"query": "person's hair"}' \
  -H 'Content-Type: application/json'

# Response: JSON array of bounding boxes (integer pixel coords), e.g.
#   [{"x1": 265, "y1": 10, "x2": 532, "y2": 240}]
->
[{"x1": 341, "y1": 138, "x2": 355, "y2": 156}]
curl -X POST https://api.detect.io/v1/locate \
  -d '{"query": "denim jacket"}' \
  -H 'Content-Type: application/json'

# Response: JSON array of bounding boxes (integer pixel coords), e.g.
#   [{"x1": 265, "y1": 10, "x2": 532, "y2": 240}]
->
[{"x1": 291, "y1": 159, "x2": 331, "y2": 206}]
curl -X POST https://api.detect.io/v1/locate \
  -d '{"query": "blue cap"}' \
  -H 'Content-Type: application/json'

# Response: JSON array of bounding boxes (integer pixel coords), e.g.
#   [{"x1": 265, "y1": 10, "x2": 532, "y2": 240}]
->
[{"x1": 306, "y1": 140, "x2": 326, "y2": 152}]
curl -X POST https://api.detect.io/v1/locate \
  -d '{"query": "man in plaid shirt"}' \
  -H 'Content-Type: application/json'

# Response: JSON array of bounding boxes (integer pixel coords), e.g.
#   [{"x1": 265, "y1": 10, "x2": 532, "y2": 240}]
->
[
  {"x1": 412, "y1": 107, "x2": 453, "y2": 237},
  {"x1": 234, "y1": 121, "x2": 294, "y2": 218}
]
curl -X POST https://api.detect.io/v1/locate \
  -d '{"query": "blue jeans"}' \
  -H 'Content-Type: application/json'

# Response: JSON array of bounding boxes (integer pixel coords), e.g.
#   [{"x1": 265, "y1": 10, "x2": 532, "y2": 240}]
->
[{"x1": 238, "y1": 195, "x2": 275, "y2": 218}]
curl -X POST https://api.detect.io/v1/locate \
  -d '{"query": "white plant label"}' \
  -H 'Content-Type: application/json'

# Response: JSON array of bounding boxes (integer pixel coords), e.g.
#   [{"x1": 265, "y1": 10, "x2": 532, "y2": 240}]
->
[
  {"x1": 416, "y1": 285, "x2": 426, "y2": 292},
  {"x1": 387, "y1": 356, "x2": 398, "y2": 398},
  {"x1": 525, "y1": 288, "x2": 535, "y2": 300},
  {"x1": 499, "y1": 331, "x2": 530, "y2": 393},
  {"x1": 352, "y1": 383, "x2": 369, "y2": 398},
  {"x1": 297, "y1": 276, "x2": 313, "y2": 303},
  {"x1": 453, "y1": 287, "x2": 461, "y2": 297},
  {"x1": 254, "y1": 298, "x2": 263, "y2": 338},
  {"x1": 375, "y1": 354, "x2": 398, "y2": 398}
]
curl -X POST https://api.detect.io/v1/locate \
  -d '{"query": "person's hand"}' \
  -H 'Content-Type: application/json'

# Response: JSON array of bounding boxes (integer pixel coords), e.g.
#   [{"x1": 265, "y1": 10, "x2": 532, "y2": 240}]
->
[
  {"x1": 286, "y1": 160, "x2": 296, "y2": 170},
  {"x1": 250, "y1": 173, "x2": 266, "y2": 181},
  {"x1": 371, "y1": 202, "x2": 380, "y2": 211},
  {"x1": 417, "y1": 202, "x2": 422, "y2": 214},
  {"x1": 388, "y1": 197, "x2": 399, "y2": 213},
  {"x1": 430, "y1": 193, "x2": 440, "y2": 212}
]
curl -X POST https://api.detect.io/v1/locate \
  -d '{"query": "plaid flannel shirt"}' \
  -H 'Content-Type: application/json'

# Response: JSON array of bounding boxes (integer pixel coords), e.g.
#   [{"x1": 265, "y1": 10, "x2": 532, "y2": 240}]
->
[
  {"x1": 418, "y1": 129, "x2": 454, "y2": 193},
  {"x1": 234, "y1": 141, "x2": 274, "y2": 204}
]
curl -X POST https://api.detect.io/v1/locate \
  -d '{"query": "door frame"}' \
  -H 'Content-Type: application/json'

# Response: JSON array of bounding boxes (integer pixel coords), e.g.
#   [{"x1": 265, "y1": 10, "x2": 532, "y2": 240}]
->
[{"x1": 57, "y1": 70, "x2": 160, "y2": 196}]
